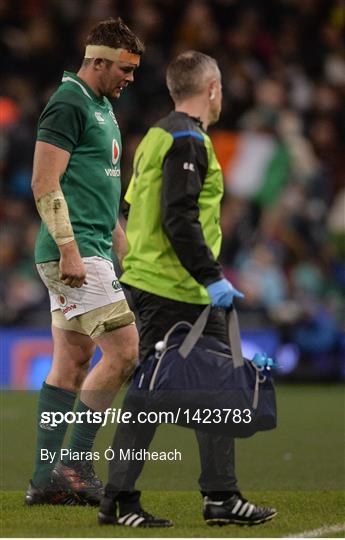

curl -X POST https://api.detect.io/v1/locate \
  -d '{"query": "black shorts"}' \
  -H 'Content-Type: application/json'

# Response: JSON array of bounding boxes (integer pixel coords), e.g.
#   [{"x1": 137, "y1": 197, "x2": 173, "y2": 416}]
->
[{"x1": 128, "y1": 286, "x2": 230, "y2": 361}]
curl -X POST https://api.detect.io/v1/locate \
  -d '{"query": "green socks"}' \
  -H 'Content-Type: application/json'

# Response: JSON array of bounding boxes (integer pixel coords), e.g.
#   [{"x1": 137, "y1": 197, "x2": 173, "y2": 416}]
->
[
  {"x1": 32, "y1": 386, "x2": 103, "y2": 486},
  {"x1": 32, "y1": 382, "x2": 76, "y2": 488},
  {"x1": 64, "y1": 400, "x2": 104, "y2": 461}
]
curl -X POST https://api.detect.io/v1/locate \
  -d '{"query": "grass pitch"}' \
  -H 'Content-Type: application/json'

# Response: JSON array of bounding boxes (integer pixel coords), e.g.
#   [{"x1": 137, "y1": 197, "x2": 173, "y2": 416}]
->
[
  {"x1": 1, "y1": 490, "x2": 344, "y2": 537},
  {"x1": 1, "y1": 384, "x2": 344, "y2": 537}
]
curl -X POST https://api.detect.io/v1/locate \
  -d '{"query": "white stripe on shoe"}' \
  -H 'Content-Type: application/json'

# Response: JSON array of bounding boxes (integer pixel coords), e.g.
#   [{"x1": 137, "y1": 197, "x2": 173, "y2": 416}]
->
[
  {"x1": 124, "y1": 514, "x2": 140, "y2": 526},
  {"x1": 118, "y1": 512, "x2": 146, "y2": 527},
  {"x1": 117, "y1": 513, "x2": 132, "y2": 524},
  {"x1": 231, "y1": 499, "x2": 243, "y2": 514},
  {"x1": 245, "y1": 503, "x2": 255, "y2": 517},
  {"x1": 131, "y1": 516, "x2": 145, "y2": 527},
  {"x1": 238, "y1": 501, "x2": 249, "y2": 516}
]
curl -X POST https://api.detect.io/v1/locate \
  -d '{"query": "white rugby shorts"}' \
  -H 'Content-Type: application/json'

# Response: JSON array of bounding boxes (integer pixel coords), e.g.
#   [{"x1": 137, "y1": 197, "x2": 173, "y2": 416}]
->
[{"x1": 37, "y1": 256, "x2": 126, "y2": 320}]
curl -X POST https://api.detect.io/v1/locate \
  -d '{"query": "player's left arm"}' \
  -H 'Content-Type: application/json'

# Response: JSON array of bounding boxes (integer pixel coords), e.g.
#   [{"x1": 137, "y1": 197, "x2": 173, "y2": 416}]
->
[{"x1": 112, "y1": 219, "x2": 128, "y2": 269}]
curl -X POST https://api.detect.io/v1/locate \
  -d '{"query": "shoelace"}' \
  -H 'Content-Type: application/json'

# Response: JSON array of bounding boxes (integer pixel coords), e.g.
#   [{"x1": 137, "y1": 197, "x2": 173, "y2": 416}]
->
[
  {"x1": 74, "y1": 461, "x2": 99, "y2": 480},
  {"x1": 75, "y1": 460, "x2": 92, "y2": 471},
  {"x1": 61, "y1": 466, "x2": 88, "y2": 488}
]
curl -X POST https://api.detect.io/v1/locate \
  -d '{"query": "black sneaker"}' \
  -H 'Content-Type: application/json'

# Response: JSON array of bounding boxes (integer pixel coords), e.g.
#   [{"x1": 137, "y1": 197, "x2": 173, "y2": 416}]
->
[
  {"x1": 117, "y1": 510, "x2": 174, "y2": 528},
  {"x1": 98, "y1": 498, "x2": 173, "y2": 528},
  {"x1": 203, "y1": 494, "x2": 277, "y2": 526},
  {"x1": 25, "y1": 479, "x2": 79, "y2": 506},
  {"x1": 52, "y1": 461, "x2": 103, "y2": 506}
]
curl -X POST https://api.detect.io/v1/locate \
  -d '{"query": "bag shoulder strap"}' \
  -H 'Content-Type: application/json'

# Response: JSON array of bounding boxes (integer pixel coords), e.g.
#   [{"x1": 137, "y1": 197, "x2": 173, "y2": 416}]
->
[
  {"x1": 228, "y1": 308, "x2": 244, "y2": 368},
  {"x1": 177, "y1": 305, "x2": 211, "y2": 358},
  {"x1": 178, "y1": 305, "x2": 244, "y2": 368}
]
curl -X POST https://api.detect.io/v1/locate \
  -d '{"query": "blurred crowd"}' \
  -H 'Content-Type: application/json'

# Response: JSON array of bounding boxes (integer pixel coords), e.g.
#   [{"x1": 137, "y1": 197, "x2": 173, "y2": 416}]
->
[{"x1": 0, "y1": 0, "x2": 344, "y2": 365}]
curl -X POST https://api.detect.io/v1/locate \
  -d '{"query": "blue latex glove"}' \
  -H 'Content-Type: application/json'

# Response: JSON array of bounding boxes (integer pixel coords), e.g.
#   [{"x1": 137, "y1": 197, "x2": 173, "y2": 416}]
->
[{"x1": 206, "y1": 278, "x2": 244, "y2": 308}]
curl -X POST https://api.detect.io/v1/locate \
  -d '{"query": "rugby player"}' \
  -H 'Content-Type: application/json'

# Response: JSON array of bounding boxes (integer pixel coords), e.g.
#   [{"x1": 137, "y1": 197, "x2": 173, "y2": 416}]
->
[{"x1": 25, "y1": 18, "x2": 144, "y2": 506}]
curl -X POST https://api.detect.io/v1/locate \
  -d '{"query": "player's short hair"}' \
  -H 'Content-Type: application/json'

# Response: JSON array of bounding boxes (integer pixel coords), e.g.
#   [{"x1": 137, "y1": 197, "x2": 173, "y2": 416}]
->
[
  {"x1": 166, "y1": 50, "x2": 220, "y2": 103},
  {"x1": 85, "y1": 17, "x2": 145, "y2": 56}
]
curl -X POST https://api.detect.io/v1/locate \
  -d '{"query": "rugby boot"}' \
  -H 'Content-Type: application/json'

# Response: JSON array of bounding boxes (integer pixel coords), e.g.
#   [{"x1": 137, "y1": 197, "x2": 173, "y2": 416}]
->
[
  {"x1": 25, "y1": 477, "x2": 78, "y2": 505},
  {"x1": 53, "y1": 460, "x2": 103, "y2": 506},
  {"x1": 203, "y1": 493, "x2": 277, "y2": 526}
]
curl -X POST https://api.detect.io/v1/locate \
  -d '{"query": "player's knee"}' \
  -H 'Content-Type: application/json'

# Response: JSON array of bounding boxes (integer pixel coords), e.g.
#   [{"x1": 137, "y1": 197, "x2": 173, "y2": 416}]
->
[
  {"x1": 72, "y1": 363, "x2": 89, "y2": 389},
  {"x1": 120, "y1": 354, "x2": 137, "y2": 381},
  {"x1": 74, "y1": 359, "x2": 91, "y2": 387},
  {"x1": 103, "y1": 339, "x2": 138, "y2": 380},
  {"x1": 116, "y1": 334, "x2": 137, "y2": 364},
  {"x1": 124, "y1": 335, "x2": 139, "y2": 362},
  {"x1": 71, "y1": 347, "x2": 95, "y2": 387},
  {"x1": 120, "y1": 336, "x2": 139, "y2": 379}
]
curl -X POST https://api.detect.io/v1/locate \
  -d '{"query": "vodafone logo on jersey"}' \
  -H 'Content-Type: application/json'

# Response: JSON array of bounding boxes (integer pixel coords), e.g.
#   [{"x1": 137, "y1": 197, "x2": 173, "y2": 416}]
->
[
  {"x1": 105, "y1": 139, "x2": 121, "y2": 176},
  {"x1": 112, "y1": 139, "x2": 120, "y2": 166}
]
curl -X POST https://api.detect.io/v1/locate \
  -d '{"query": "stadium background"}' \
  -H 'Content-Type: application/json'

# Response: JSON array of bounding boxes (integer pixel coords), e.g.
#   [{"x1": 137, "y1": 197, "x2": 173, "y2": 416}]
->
[
  {"x1": 1, "y1": 2, "x2": 344, "y2": 537},
  {"x1": 0, "y1": 0, "x2": 344, "y2": 387}
]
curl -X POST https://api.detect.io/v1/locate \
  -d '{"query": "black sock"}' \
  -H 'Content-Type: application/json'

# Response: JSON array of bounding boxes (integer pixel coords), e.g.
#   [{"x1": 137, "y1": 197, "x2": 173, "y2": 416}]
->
[
  {"x1": 201, "y1": 490, "x2": 241, "y2": 501},
  {"x1": 118, "y1": 490, "x2": 142, "y2": 515}
]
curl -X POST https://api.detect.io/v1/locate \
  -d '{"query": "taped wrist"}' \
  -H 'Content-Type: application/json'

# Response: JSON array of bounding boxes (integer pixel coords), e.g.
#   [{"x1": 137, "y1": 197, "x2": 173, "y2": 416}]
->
[{"x1": 36, "y1": 190, "x2": 74, "y2": 246}]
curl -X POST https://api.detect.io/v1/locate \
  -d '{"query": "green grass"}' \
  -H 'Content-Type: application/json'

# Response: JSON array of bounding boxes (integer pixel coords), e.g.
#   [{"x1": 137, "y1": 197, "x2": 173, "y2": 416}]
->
[
  {"x1": 1, "y1": 384, "x2": 344, "y2": 537},
  {"x1": 1, "y1": 491, "x2": 344, "y2": 537}
]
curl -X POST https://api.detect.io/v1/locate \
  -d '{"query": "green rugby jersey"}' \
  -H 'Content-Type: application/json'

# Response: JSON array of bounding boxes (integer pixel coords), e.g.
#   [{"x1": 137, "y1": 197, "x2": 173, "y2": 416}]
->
[
  {"x1": 34, "y1": 71, "x2": 122, "y2": 263},
  {"x1": 122, "y1": 111, "x2": 224, "y2": 304}
]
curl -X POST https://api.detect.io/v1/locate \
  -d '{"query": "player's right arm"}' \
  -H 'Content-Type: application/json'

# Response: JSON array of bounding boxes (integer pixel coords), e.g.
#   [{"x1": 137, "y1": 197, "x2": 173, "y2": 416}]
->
[
  {"x1": 32, "y1": 95, "x2": 87, "y2": 288},
  {"x1": 32, "y1": 140, "x2": 86, "y2": 288}
]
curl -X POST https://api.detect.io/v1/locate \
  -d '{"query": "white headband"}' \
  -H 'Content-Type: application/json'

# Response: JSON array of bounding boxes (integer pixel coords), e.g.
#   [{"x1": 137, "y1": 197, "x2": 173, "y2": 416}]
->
[{"x1": 85, "y1": 45, "x2": 140, "y2": 65}]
